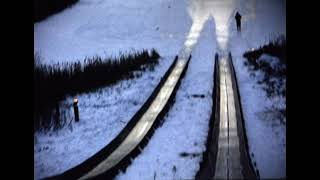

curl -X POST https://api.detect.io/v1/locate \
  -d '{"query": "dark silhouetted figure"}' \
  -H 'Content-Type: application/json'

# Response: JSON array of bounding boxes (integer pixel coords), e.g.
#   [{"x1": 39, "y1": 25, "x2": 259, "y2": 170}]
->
[{"x1": 235, "y1": 12, "x2": 242, "y2": 32}]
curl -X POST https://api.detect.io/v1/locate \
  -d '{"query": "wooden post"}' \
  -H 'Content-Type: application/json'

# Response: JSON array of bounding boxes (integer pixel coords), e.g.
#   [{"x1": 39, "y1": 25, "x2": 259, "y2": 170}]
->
[{"x1": 73, "y1": 98, "x2": 79, "y2": 122}]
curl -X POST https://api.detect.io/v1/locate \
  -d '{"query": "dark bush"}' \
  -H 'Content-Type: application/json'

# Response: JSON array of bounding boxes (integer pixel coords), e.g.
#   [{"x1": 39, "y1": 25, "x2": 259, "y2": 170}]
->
[
  {"x1": 34, "y1": 49, "x2": 160, "y2": 132},
  {"x1": 243, "y1": 35, "x2": 286, "y2": 64},
  {"x1": 34, "y1": 0, "x2": 79, "y2": 22}
]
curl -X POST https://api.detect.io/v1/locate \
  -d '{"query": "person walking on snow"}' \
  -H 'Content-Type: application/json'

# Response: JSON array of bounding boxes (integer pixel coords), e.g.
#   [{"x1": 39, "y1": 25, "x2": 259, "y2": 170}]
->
[{"x1": 235, "y1": 11, "x2": 242, "y2": 32}]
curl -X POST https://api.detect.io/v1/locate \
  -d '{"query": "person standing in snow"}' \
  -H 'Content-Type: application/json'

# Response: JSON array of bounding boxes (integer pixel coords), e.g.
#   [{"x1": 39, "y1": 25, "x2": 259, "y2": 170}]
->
[{"x1": 235, "y1": 11, "x2": 242, "y2": 32}]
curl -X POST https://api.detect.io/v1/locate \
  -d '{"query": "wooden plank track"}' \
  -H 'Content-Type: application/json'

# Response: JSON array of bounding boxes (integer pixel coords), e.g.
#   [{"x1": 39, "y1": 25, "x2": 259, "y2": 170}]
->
[
  {"x1": 214, "y1": 55, "x2": 242, "y2": 179},
  {"x1": 197, "y1": 52, "x2": 257, "y2": 180}
]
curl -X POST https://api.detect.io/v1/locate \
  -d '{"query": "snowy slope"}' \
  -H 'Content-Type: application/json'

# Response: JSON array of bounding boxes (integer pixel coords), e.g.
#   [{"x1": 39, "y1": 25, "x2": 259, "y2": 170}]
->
[
  {"x1": 34, "y1": 0, "x2": 193, "y2": 179},
  {"x1": 228, "y1": 0, "x2": 286, "y2": 178},
  {"x1": 34, "y1": 0, "x2": 192, "y2": 64},
  {"x1": 116, "y1": 18, "x2": 216, "y2": 180},
  {"x1": 34, "y1": 56, "x2": 174, "y2": 179},
  {"x1": 34, "y1": 0, "x2": 286, "y2": 179}
]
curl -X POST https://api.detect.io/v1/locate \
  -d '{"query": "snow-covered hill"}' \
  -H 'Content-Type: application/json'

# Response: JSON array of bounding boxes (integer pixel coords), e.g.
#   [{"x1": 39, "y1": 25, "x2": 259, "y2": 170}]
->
[{"x1": 34, "y1": 0, "x2": 286, "y2": 179}]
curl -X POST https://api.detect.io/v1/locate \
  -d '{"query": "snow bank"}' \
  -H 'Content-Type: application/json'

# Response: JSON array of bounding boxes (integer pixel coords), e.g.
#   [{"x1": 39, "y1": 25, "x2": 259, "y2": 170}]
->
[{"x1": 231, "y1": 50, "x2": 286, "y2": 178}]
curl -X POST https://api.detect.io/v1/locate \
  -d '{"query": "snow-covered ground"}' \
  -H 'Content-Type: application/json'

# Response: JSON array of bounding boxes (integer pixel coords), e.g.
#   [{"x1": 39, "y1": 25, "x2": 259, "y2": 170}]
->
[
  {"x1": 34, "y1": 0, "x2": 286, "y2": 179},
  {"x1": 116, "y1": 18, "x2": 216, "y2": 180},
  {"x1": 34, "y1": 0, "x2": 192, "y2": 179},
  {"x1": 34, "y1": 56, "x2": 174, "y2": 179},
  {"x1": 34, "y1": 0, "x2": 192, "y2": 64},
  {"x1": 228, "y1": 0, "x2": 286, "y2": 178}
]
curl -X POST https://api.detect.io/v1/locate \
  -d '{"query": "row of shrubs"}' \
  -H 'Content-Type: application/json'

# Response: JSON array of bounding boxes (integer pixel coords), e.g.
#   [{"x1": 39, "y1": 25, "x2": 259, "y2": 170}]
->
[
  {"x1": 34, "y1": 0, "x2": 79, "y2": 22},
  {"x1": 34, "y1": 49, "x2": 160, "y2": 131}
]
